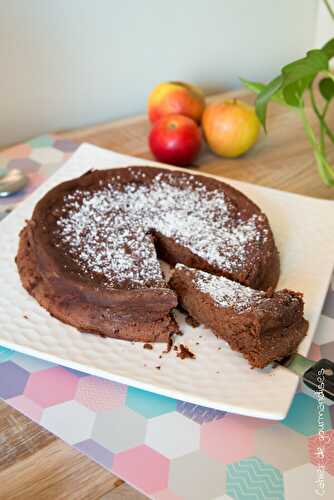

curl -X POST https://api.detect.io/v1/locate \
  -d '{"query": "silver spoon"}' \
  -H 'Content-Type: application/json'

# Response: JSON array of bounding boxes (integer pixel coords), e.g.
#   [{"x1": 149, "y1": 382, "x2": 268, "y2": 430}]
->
[{"x1": 0, "y1": 167, "x2": 27, "y2": 197}]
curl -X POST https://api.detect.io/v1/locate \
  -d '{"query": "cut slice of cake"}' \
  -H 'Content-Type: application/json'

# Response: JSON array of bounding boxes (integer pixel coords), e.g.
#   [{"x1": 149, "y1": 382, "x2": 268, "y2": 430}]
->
[{"x1": 169, "y1": 264, "x2": 308, "y2": 368}]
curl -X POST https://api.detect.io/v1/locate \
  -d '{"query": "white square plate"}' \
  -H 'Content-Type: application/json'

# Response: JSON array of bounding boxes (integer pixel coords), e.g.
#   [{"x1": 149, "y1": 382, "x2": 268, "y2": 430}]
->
[{"x1": 1, "y1": 144, "x2": 333, "y2": 419}]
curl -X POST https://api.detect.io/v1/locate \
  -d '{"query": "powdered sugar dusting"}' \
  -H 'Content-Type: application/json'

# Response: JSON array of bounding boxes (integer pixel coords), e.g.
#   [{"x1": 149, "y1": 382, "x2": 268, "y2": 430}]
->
[
  {"x1": 177, "y1": 264, "x2": 266, "y2": 312},
  {"x1": 54, "y1": 168, "x2": 269, "y2": 288}
]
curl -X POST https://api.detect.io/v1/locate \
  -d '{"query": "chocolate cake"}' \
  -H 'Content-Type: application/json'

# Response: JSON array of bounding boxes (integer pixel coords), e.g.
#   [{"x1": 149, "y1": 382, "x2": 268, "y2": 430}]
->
[
  {"x1": 170, "y1": 264, "x2": 308, "y2": 367},
  {"x1": 16, "y1": 166, "x2": 279, "y2": 342}
]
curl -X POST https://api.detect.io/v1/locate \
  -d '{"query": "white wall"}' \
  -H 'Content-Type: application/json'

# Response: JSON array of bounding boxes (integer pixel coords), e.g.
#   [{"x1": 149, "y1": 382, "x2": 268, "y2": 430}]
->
[
  {"x1": 315, "y1": 0, "x2": 334, "y2": 47},
  {"x1": 0, "y1": 0, "x2": 319, "y2": 147}
]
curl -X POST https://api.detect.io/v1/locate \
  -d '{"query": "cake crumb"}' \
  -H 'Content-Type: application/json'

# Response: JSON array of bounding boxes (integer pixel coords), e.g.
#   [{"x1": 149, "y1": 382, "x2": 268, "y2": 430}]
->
[
  {"x1": 163, "y1": 335, "x2": 174, "y2": 354},
  {"x1": 177, "y1": 344, "x2": 196, "y2": 359},
  {"x1": 143, "y1": 343, "x2": 153, "y2": 350}
]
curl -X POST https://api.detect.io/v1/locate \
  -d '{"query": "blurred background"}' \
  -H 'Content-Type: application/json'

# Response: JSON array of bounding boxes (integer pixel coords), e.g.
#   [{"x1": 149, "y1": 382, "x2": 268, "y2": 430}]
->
[{"x1": 0, "y1": 0, "x2": 332, "y2": 148}]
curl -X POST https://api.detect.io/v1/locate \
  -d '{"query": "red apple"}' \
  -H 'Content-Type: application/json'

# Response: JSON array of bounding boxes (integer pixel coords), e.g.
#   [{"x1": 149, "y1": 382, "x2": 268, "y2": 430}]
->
[
  {"x1": 148, "y1": 114, "x2": 201, "y2": 166},
  {"x1": 148, "y1": 82, "x2": 205, "y2": 124}
]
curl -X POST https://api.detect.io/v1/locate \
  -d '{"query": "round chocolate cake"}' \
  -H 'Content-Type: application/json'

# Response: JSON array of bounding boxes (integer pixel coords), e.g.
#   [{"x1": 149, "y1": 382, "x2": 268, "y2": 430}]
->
[{"x1": 16, "y1": 166, "x2": 280, "y2": 342}]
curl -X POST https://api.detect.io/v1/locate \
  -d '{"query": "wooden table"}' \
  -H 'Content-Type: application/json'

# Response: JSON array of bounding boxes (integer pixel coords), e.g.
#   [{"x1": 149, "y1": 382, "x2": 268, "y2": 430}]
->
[{"x1": 0, "y1": 88, "x2": 333, "y2": 500}]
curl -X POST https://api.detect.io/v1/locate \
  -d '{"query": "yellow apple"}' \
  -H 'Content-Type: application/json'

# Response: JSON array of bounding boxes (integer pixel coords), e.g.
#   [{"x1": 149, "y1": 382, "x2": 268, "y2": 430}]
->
[{"x1": 202, "y1": 99, "x2": 260, "y2": 157}]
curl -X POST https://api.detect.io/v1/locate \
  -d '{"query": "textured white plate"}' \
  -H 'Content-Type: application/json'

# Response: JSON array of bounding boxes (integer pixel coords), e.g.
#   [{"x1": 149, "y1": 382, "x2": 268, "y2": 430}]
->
[{"x1": 1, "y1": 144, "x2": 334, "y2": 420}]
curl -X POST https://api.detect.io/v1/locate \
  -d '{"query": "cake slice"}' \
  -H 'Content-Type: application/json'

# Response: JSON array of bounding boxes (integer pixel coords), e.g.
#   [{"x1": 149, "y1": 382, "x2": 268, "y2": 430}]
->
[{"x1": 169, "y1": 264, "x2": 308, "y2": 368}]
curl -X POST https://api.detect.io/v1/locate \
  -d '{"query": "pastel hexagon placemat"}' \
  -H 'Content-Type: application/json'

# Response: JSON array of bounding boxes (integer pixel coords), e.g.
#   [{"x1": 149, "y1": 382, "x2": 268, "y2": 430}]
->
[{"x1": 1, "y1": 137, "x2": 334, "y2": 499}]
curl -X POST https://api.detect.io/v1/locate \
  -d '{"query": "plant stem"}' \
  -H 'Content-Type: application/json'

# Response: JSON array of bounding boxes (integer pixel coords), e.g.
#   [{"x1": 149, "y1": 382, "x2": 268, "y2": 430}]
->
[
  {"x1": 309, "y1": 86, "x2": 334, "y2": 145},
  {"x1": 299, "y1": 107, "x2": 334, "y2": 185},
  {"x1": 324, "y1": 0, "x2": 334, "y2": 21},
  {"x1": 299, "y1": 107, "x2": 319, "y2": 149},
  {"x1": 321, "y1": 100, "x2": 330, "y2": 153},
  {"x1": 320, "y1": 118, "x2": 326, "y2": 155},
  {"x1": 322, "y1": 100, "x2": 330, "y2": 118}
]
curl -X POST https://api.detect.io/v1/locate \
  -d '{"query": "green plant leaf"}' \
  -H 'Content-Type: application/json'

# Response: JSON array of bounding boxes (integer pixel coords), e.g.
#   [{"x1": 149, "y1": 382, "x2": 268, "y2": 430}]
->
[
  {"x1": 255, "y1": 75, "x2": 284, "y2": 130},
  {"x1": 282, "y1": 77, "x2": 313, "y2": 107},
  {"x1": 282, "y1": 49, "x2": 329, "y2": 85},
  {"x1": 322, "y1": 38, "x2": 334, "y2": 59},
  {"x1": 319, "y1": 77, "x2": 334, "y2": 101},
  {"x1": 241, "y1": 77, "x2": 287, "y2": 106},
  {"x1": 240, "y1": 78, "x2": 266, "y2": 94}
]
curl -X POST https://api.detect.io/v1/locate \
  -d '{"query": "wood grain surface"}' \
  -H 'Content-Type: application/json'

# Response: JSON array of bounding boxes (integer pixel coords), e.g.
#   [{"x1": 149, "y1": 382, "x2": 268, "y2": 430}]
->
[{"x1": 0, "y1": 88, "x2": 333, "y2": 500}]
